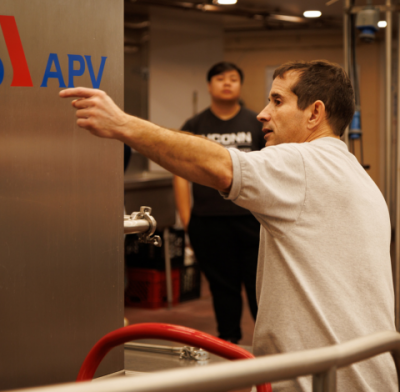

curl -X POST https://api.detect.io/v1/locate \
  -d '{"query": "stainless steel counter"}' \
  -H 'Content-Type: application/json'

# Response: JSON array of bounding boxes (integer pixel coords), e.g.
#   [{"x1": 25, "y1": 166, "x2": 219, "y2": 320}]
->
[{"x1": 124, "y1": 339, "x2": 252, "y2": 374}]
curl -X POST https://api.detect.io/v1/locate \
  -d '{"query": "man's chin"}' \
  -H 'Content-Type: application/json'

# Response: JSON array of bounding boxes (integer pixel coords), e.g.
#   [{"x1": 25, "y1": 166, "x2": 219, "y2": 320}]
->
[
  {"x1": 217, "y1": 97, "x2": 239, "y2": 104},
  {"x1": 264, "y1": 137, "x2": 275, "y2": 147}
]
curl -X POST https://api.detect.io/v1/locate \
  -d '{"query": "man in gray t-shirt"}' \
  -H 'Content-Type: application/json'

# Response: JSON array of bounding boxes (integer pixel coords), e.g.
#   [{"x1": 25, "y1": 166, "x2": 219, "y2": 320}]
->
[
  {"x1": 60, "y1": 60, "x2": 397, "y2": 391},
  {"x1": 225, "y1": 138, "x2": 396, "y2": 391}
]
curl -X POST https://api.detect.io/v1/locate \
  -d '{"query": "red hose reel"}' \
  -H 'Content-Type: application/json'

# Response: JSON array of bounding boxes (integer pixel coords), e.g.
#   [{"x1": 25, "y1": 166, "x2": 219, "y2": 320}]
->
[{"x1": 77, "y1": 322, "x2": 272, "y2": 392}]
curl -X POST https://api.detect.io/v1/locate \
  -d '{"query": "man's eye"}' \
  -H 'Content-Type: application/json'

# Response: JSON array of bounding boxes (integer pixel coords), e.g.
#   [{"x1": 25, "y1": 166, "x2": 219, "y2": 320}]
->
[{"x1": 275, "y1": 100, "x2": 281, "y2": 105}]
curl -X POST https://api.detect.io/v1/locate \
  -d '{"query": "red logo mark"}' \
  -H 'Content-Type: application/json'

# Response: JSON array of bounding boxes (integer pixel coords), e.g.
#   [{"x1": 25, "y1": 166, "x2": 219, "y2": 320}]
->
[{"x1": 0, "y1": 15, "x2": 33, "y2": 87}]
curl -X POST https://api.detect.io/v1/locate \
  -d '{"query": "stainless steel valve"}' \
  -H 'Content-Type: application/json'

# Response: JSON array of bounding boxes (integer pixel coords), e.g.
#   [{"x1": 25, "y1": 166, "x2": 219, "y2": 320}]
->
[{"x1": 124, "y1": 206, "x2": 162, "y2": 247}]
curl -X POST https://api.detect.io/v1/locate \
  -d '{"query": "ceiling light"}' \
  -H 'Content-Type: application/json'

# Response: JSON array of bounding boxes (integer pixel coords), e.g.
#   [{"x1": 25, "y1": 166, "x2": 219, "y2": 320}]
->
[
  {"x1": 215, "y1": 0, "x2": 237, "y2": 4},
  {"x1": 273, "y1": 15, "x2": 306, "y2": 23},
  {"x1": 303, "y1": 10, "x2": 322, "y2": 18},
  {"x1": 378, "y1": 20, "x2": 387, "y2": 28}
]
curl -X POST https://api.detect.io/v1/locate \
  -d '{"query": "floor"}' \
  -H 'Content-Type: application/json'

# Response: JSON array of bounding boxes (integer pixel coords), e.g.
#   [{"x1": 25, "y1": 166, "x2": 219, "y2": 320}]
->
[{"x1": 124, "y1": 272, "x2": 256, "y2": 347}]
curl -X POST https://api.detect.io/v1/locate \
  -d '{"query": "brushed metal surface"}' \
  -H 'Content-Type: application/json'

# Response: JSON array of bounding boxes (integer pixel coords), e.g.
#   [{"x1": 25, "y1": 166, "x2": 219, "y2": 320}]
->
[
  {"x1": 124, "y1": 339, "x2": 244, "y2": 373},
  {"x1": 0, "y1": 1, "x2": 124, "y2": 389}
]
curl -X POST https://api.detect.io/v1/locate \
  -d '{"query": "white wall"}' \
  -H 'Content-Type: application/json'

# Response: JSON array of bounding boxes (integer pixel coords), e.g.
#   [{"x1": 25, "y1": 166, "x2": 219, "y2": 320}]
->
[{"x1": 148, "y1": 7, "x2": 223, "y2": 170}]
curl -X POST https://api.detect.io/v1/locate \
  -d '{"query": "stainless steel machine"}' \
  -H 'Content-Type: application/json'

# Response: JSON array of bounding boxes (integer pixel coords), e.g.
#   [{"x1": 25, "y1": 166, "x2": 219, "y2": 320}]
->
[{"x1": 0, "y1": 1, "x2": 124, "y2": 389}]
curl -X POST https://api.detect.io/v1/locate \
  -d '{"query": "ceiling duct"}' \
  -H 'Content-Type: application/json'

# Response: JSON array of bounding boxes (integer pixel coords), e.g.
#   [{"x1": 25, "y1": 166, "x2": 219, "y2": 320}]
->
[
  {"x1": 126, "y1": 0, "x2": 341, "y2": 31},
  {"x1": 129, "y1": 0, "x2": 308, "y2": 23}
]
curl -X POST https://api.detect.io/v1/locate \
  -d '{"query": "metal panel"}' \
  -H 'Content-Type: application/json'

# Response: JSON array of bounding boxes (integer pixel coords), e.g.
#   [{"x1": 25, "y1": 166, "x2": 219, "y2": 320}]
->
[{"x1": 0, "y1": 1, "x2": 124, "y2": 389}]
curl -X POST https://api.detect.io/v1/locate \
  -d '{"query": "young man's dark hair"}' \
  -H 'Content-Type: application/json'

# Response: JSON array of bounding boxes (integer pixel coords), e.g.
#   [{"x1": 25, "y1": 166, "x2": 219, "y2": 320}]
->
[
  {"x1": 207, "y1": 61, "x2": 244, "y2": 83},
  {"x1": 273, "y1": 60, "x2": 355, "y2": 137}
]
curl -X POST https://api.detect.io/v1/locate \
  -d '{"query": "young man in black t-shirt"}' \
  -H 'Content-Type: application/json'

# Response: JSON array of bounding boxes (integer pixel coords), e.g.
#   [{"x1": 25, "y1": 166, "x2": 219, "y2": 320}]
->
[{"x1": 174, "y1": 62, "x2": 264, "y2": 344}]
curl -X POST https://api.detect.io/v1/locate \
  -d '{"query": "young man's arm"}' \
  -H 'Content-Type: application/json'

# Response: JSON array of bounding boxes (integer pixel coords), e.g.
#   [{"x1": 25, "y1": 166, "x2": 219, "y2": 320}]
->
[
  {"x1": 173, "y1": 176, "x2": 191, "y2": 231},
  {"x1": 59, "y1": 88, "x2": 233, "y2": 193}
]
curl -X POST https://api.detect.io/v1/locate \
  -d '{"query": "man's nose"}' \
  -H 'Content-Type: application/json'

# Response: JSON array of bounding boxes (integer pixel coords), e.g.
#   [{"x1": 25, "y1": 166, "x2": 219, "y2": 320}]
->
[{"x1": 257, "y1": 105, "x2": 271, "y2": 122}]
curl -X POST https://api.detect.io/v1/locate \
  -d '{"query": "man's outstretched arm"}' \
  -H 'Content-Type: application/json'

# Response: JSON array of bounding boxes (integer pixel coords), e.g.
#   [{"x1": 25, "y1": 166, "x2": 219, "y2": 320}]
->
[{"x1": 59, "y1": 88, "x2": 233, "y2": 193}]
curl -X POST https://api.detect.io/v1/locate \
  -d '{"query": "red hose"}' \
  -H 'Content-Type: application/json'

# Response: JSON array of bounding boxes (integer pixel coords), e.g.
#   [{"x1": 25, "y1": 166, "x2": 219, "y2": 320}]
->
[{"x1": 77, "y1": 322, "x2": 272, "y2": 392}]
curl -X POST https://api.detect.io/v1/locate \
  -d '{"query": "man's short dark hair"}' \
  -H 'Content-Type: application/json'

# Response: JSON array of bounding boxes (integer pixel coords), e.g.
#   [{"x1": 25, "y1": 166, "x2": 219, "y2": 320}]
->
[
  {"x1": 273, "y1": 60, "x2": 355, "y2": 137},
  {"x1": 207, "y1": 62, "x2": 244, "y2": 83}
]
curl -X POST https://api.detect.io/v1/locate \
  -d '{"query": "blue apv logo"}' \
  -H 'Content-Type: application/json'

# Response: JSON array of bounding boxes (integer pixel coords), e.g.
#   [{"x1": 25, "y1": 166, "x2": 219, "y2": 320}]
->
[
  {"x1": 0, "y1": 15, "x2": 107, "y2": 88},
  {"x1": 41, "y1": 54, "x2": 107, "y2": 88}
]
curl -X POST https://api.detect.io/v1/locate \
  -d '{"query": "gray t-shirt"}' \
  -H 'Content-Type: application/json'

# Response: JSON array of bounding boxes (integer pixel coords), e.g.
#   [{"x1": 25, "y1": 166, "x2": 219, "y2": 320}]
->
[{"x1": 224, "y1": 137, "x2": 397, "y2": 391}]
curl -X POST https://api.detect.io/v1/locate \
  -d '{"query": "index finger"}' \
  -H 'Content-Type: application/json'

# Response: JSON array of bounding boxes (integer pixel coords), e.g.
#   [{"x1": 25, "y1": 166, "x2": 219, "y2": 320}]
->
[{"x1": 59, "y1": 87, "x2": 101, "y2": 99}]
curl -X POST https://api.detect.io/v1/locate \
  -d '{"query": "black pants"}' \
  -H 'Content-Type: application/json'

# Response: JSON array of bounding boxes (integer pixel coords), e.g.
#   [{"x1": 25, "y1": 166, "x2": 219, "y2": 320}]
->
[{"x1": 188, "y1": 214, "x2": 259, "y2": 342}]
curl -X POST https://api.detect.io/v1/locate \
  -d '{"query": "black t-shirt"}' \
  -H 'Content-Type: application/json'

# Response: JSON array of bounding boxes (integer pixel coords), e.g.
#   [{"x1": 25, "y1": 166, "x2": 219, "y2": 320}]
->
[{"x1": 181, "y1": 107, "x2": 264, "y2": 216}]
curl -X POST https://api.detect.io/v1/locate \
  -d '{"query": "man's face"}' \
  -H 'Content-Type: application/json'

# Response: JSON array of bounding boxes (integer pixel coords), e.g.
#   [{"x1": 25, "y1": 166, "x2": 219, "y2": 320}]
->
[
  {"x1": 208, "y1": 70, "x2": 241, "y2": 102},
  {"x1": 257, "y1": 71, "x2": 310, "y2": 147}
]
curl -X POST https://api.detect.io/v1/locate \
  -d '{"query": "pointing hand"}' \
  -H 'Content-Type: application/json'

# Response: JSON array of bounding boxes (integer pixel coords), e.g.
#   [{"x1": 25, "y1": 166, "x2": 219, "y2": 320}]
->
[{"x1": 59, "y1": 87, "x2": 130, "y2": 140}]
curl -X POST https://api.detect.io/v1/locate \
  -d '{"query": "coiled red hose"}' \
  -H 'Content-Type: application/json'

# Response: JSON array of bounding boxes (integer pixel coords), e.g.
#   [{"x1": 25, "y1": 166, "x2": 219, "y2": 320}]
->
[{"x1": 76, "y1": 322, "x2": 272, "y2": 392}]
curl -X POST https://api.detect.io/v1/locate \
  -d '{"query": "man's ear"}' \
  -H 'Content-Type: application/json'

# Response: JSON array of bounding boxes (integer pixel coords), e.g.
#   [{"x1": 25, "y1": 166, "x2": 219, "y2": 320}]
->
[{"x1": 307, "y1": 100, "x2": 325, "y2": 130}]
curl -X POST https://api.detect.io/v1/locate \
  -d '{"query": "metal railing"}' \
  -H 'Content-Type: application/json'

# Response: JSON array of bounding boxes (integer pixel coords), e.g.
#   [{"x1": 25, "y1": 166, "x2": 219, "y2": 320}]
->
[{"x1": 6, "y1": 330, "x2": 400, "y2": 392}]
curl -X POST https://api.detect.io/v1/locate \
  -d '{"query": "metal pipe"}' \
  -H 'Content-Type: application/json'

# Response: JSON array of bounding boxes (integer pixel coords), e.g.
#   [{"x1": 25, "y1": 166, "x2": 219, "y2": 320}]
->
[
  {"x1": 124, "y1": 342, "x2": 210, "y2": 361},
  {"x1": 123, "y1": 216, "x2": 150, "y2": 234},
  {"x1": 123, "y1": 207, "x2": 162, "y2": 247},
  {"x1": 8, "y1": 331, "x2": 400, "y2": 392},
  {"x1": 163, "y1": 228, "x2": 173, "y2": 309},
  {"x1": 386, "y1": 0, "x2": 392, "y2": 208},
  {"x1": 350, "y1": 4, "x2": 400, "y2": 13},
  {"x1": 124, "y1": 342, "x2": 183, "y2": 355},
  {"x1": 343, "y1": 0, "x2": 351, "y2": 147},
  {"x1": 395, "y1": 12, "x2": 400, "y2": 330}
]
